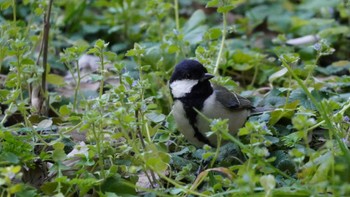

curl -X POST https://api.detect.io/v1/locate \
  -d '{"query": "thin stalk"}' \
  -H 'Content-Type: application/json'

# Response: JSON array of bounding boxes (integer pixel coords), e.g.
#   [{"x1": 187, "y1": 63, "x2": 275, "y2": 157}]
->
[
  {"x1": 0, "y1": 103, "x2": 13, "y2": 126},
  {"x1": 213, "y1": 12, "x2": 227, "y2": 75},
  {"x1": 99, "y1": 54, "x2": 105, "y2": 99},
  {"x1": 62, "y1": 121, "x2": 83, "y2": 134},
  {"x1": 174, "y1": 0, "x2": 180, "y2": 62},
  {"x1": 12, "y1": 0, "x2": 16, "y2": 22},
  {"x1": 156, "y1": 173, "x2": 209, "y2": 197},
  {"x1": 73, "y1": 60, "x2": 81, "y2": 111},
  {"x1": 210, "y1": 135, "x2": 222, "y2": 168},
  {"x1": 16, "y1": 52, "x2": 24, "y2": 102},
  {"x1": 174, "y1": 0, "x2": 179, "y2": 31},
  {"x1": 249, "y1": 63, "x2": 258, "y2": 87},
  {"x1": 41, "y1": 0, "x2": 54, "y2": 115},
  {"x1": 92, "y1": 123, "x2": 105, "y2": 179}
]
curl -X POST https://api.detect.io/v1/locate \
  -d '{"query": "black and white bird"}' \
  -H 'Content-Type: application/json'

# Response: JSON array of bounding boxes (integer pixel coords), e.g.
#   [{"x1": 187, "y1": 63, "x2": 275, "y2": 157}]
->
[{"x1": 170, "y1": 59, "x2": 254, "y2": 147}]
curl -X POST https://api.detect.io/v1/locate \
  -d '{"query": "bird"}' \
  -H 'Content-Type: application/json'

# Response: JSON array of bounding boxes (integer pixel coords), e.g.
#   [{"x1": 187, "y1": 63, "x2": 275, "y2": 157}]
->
[{"x1": 169, "y1": 59, "x2": 255, "y2": 147}]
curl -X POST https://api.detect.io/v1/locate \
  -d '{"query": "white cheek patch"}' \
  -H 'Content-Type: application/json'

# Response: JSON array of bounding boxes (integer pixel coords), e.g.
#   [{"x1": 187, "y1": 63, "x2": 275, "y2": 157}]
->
[{"x1": 170, "y1": 79, "x2": 198, "y2": 98}]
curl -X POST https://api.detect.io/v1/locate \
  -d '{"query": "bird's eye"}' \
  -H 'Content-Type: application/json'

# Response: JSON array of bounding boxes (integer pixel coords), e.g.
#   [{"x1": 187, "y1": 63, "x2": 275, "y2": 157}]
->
[{"x1": 185, "y1": 73, "x2": 191, "y2": 78}]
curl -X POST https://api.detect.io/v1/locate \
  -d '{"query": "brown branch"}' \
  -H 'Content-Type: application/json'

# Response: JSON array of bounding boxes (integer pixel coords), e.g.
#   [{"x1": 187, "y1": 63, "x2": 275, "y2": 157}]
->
[
  {"x1": 42, "y1": 0, "x2": 53, "y2": 95},
  {"x1": 37, "y1": 0, "x2": 54, "y2": 115}
]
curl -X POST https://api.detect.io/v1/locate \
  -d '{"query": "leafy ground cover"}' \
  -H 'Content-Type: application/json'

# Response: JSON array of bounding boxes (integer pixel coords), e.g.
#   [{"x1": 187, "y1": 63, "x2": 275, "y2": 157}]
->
[{"x1": 1, "y1": 0, "x2": 350, "y2": 196}]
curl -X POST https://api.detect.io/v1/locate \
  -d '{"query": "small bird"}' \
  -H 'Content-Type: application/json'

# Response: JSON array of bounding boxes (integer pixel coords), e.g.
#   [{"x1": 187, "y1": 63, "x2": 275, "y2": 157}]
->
[{"x1": 170, "y1": 59, "x2": 254, "y2": 147}]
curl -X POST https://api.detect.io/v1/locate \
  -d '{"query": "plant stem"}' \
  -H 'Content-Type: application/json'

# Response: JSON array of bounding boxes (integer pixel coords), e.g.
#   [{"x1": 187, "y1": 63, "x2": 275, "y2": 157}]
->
[
  {"x1": 210, "y1": 135, "x2": 222, "y2": 168},
  {"x1": 214, "y1": 12, "x2": 227, "y2": 75},
  {"x1": 0, "y1": 103, "x2": 13, "y2": 126},
  {"x1": 99, "y1": 53, "x2": 105, "y2": 99},
  {"x1": 12, "y1": 0, "x2": 16, "y2": 22},
  {"x1": 16, "y1": 52, "x2": 23, "y2": 102},
  {"x1": 250, "y1": 63, "x2": 258, "y2": 87},
  {"x1": 156, "y1": 173, "x2": 209, "y2": 197},
  {"x1": 174, "y1": 0, "x2": 179, "y2": 31},
  {"x1": 174, "y1": 0, "x2": 180, "y2": 62},
  {"x1": 73, "y1": 60, "x2": 81, "y2": 111},
  {"x1": 41, "y1": 0, "x2": 54, "y2": 115},
  {"x1": 92, "y1": 123, "x2": 105, "y2": 179}
]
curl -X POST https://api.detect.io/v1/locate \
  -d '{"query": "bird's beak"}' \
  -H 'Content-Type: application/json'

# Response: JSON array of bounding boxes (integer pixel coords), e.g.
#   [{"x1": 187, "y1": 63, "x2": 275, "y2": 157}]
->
[{"x1": 200, "y1": 73, "x2": 214, "y2": 82}]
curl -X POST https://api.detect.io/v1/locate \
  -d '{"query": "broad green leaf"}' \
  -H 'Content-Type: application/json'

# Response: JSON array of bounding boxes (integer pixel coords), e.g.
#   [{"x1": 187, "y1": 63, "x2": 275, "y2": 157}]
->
[
  {"x1": 183, "y1": 10, "x2": 206, "y2": 33},
  {"x1": 0, "y1": 0, "x2": 12, "y2": 10},
  {"x1": 269, "y1": 67, "x2": 288, "y2": 84},
  {"x1": 205, "y1": 27, "x2": 222, "y2": 40},
  {"x1": 101, "y1": 175, "x2": 136, "y2": 195},
  {"x1": 269, "y1": 100, "x2": 299, "y2": 125},
  {"x1": 37, "y1": 119, "x2": 53, "y2": 129},
  {"x1": 168, "y1": 44, "x2": 179, "y2": 54},
  {"x1": 59, "y1": 105, "x2": 71, "y2": 116},
  {"x1": 47, "y1": 74, "x2": 65, "y2": 86},
  {"x1": 206, "y1": 0, "x2": 219, "y2": 7},
  {"x1": 9, "y1": 184, "x2": 23, "y2": 194},
  {"x1": 94, "y1": 39, "x2": 108, "y2": 49},
  {"x1": 0, "y1": 152, "x2": 19, "y2": 164},
  {"x1": 145, "y1": 112, "x2": 166, "y2": 123},
  {"x1": 217, "y1": 5, "x2": 234, "y2": 13}
]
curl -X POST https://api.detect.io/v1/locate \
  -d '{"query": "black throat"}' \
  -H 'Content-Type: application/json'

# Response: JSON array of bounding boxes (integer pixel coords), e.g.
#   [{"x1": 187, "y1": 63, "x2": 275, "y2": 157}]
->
[{"x1": 174, "y1": 81, "x2": 214, "y2": 145}]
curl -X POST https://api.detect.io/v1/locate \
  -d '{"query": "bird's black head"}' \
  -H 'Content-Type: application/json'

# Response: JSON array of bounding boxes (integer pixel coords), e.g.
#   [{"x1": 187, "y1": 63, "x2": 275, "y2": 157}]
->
[
  {"x1": 170, "y1": 59, "x2": 213, "y2": 83},
  {"x1": 170, "y1": 59, "x2": 214, "y2": 99}
]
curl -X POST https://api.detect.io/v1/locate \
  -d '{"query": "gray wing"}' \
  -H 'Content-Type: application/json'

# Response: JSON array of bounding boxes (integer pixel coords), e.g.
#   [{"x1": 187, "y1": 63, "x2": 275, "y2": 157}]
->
[{"x1": 213, "y1": 84, "x2": 253, "y2": 110}]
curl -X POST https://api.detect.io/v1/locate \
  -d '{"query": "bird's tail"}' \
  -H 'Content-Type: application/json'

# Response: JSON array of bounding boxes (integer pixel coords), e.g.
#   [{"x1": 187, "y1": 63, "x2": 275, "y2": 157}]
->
[{"x1": 250, "y1": 107, "x2": 274, "y2": 116}]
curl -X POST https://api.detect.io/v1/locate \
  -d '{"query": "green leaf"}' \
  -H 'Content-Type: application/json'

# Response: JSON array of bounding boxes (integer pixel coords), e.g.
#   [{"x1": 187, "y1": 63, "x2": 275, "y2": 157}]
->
[
  {"x1": 310, "y1": 154, "x2": 333, "y2": 184},
  {"x1": 168, "y1": 44, "x2": 179, "y2": 54},
  {"x1": 59, "y1": 105, "x2": 71, "y2": 116},
  {"x1": 94, "y1": 39, "x2": 108, "y2": 49},
  {"x1": 90, "y1": 74, "x2": 103, "y2": 81},
  {"x1": 279, "y1": 53, "x2": 300, "y2": 65},
  {"x1": 145, "y1": 112, "x2": 166, "y2": 123},
  {"x1": 87, "y1": 48, "x2": 99, "y2": 54},
  {"x1": 40, "y1": 182, "x2": 58, "y2": 195},
  {"x1": 269, "y1": 67, "x2": 288, "y2": 84},
  {"x1": 21, "y1": 58, "x2": 35, "y2": 65},
  {"x1": 125, "y1": 43, "x2": 145, "y2": 57},
  {"x1": 0, "y1": 0, "x2": 12, "y2": 10},
  {"x1": 290, "y1": 89, "x2": 316, "y2": 110},
  {"x1": 231, "y1": 51, "x2": 255, "y2": 71},
  {"x1": 269, "y1": 100, "x2": 299, "y2": 125},
  {"x1": 52, "y1": 142, "x2": 66, "y2": 161},
  {"x1": 206, "y1": 0, "x2": 219, "y2": 7},
  {"x1": 9, "y1": 184, "x2": 23, "y2": 194},
  {"x1": 47, "y1": 74, "x2": 65, "y2": 86},
  {"x1": 205, "y1": 27, "x2": 222, "y2": 40},
  {"x1": 145, "y1": 150, "x2": 170, "y2": 172},
  {"x1": 217, "y1": 5, "x2": 234, "y2": 13},
  {"x1": 318, "y1": 26, "x2": 350, "y2": 38},
  {"x1": 0, "y1": 152, "x2": 19, "y2": 164},
  {"x1": 37, "y1": 119, "x2": 53, "y2": 129},
  {"x1": 34, "y1": 7, "x2": 44, "y2": 15},
  {"x1": 183, "y1": 10, "x2": 206, "y2": 33},
  {"x1": 100, "y1": 175, "x2": 136, "y2": 195}
]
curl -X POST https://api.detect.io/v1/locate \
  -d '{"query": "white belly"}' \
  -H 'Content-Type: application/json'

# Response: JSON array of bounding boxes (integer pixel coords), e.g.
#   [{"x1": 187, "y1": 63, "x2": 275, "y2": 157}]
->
[
  {"x1": 172, "y1": 93, "x2": 250, "y2": 147},
  {"x1": 172, "y1": 100, "x2": 204, "y2": 147},
  {"x1": 198, "y1": 93, "x2": 250, "y2": 146}
]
